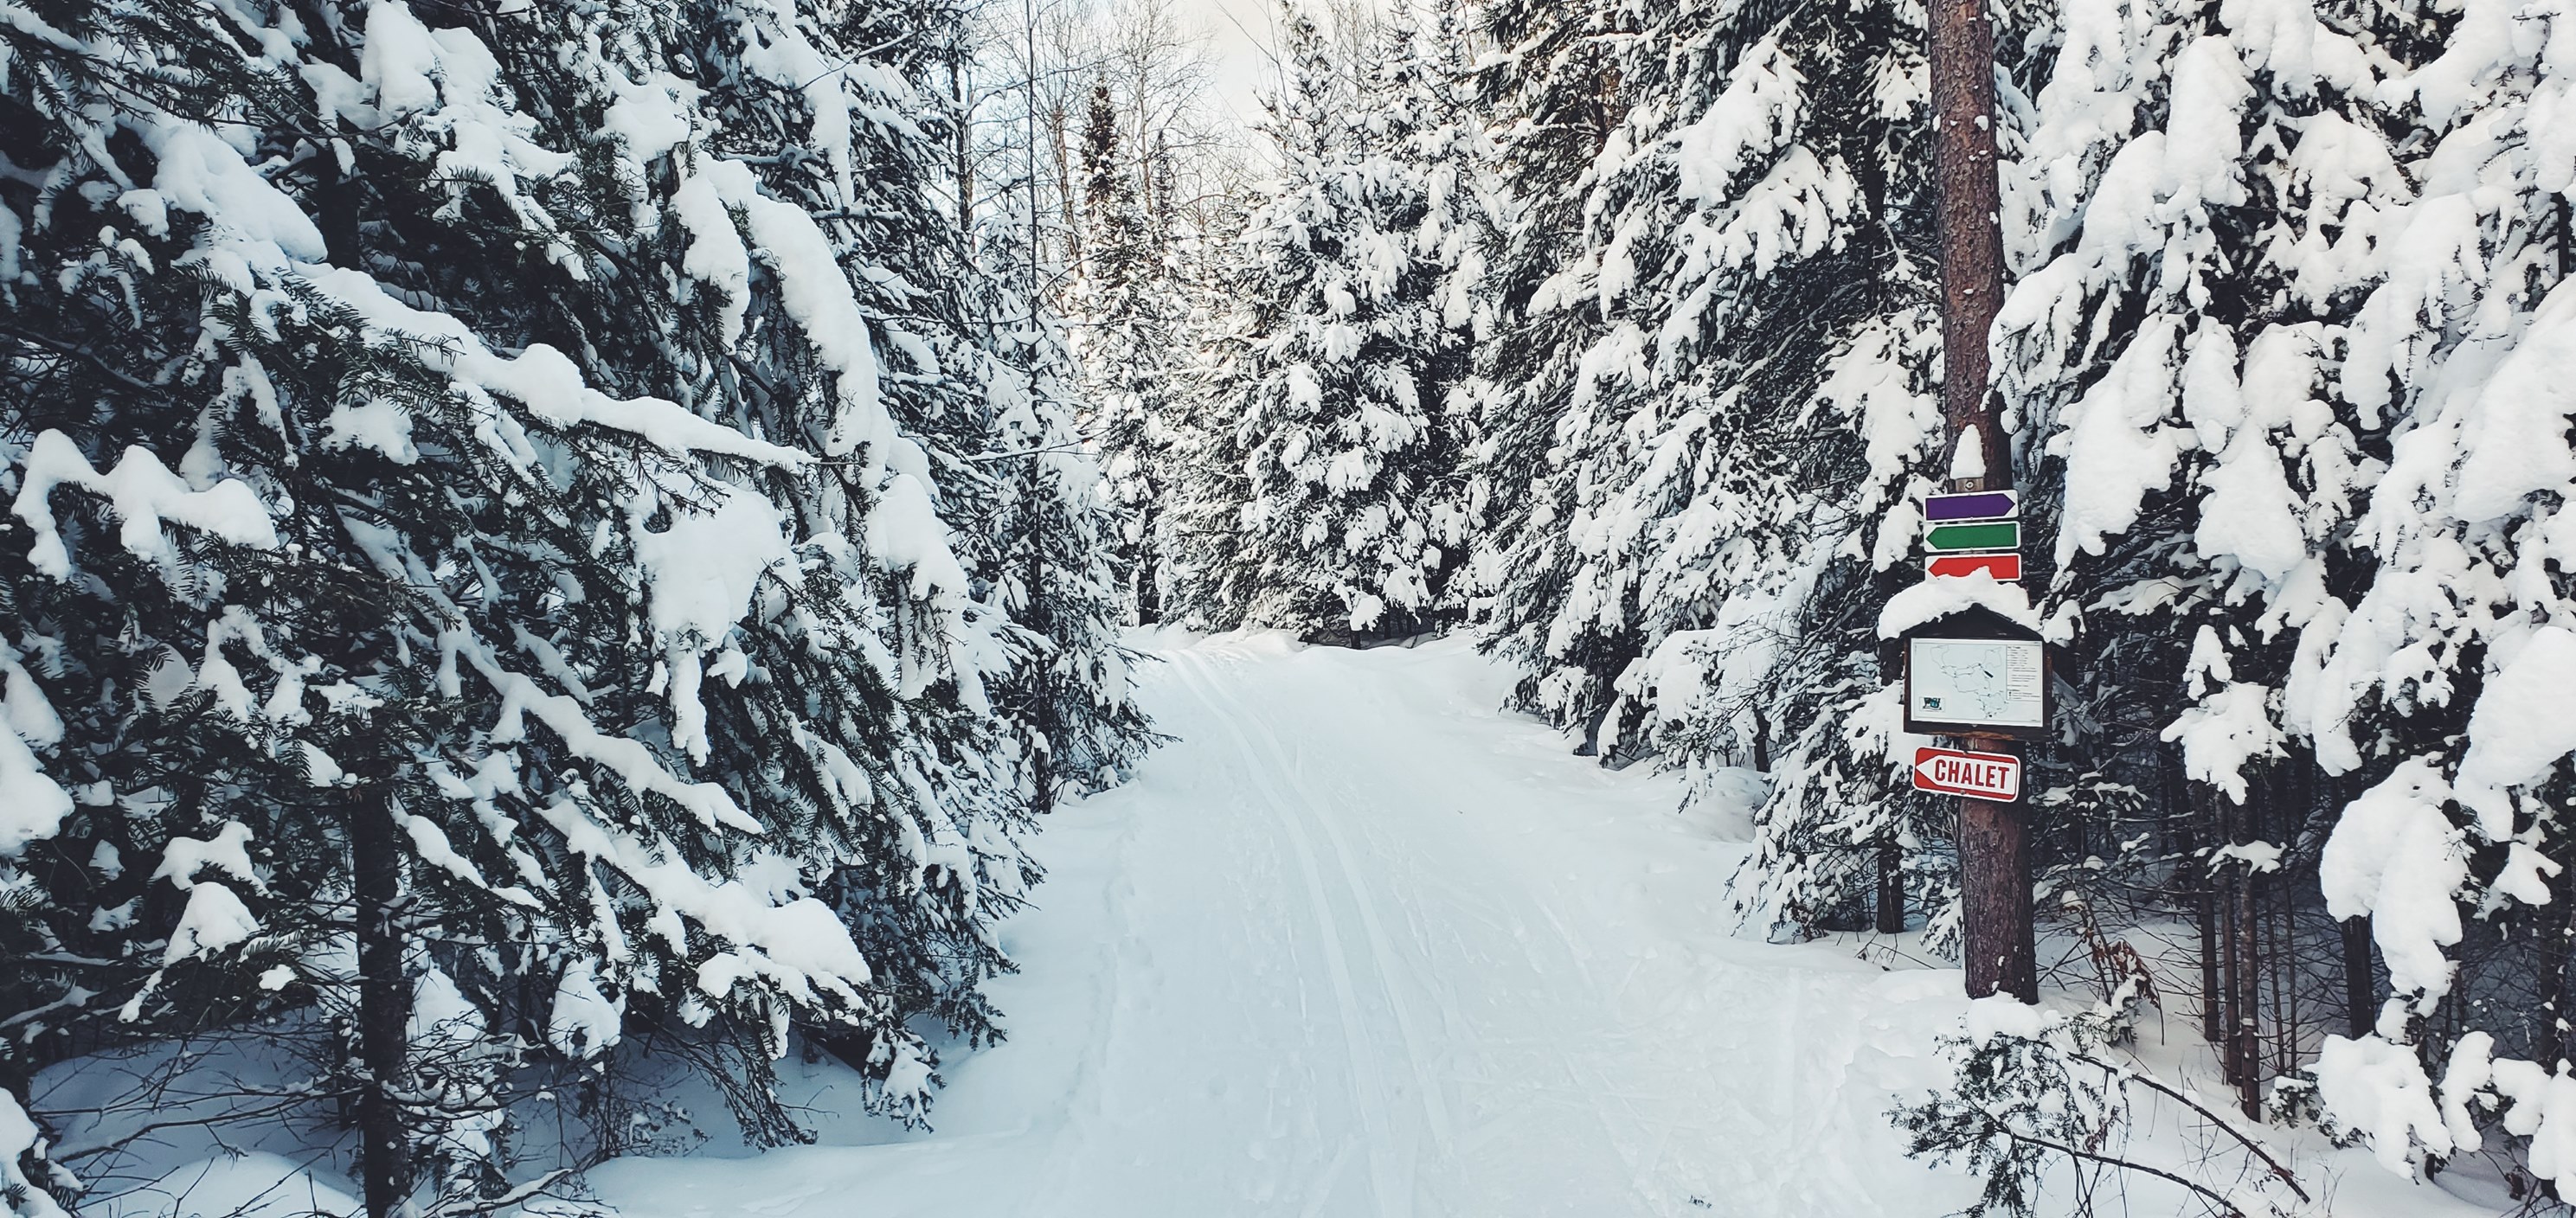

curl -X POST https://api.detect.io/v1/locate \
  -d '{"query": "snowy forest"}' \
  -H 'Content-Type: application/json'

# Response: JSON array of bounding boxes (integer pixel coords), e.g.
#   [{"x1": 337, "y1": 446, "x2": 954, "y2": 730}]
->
[{"x1": 3, "y1": 0, "x2": 2575, "y2": 1214}]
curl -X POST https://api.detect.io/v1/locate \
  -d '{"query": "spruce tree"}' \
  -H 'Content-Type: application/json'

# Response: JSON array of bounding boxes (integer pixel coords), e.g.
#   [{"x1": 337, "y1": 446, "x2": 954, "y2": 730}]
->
[
  {"x1": 0, "y1": 1, "x2": 1141, "y2": 1210},
  {"x1": 1171, "y1": 8, "x2": 1465, "y2": 640},
  {"x1": 1459, "y1": 0, "x2": 1950, "y2": 933},
  {"x1": 1076, "y1": 79, "x2": 1185, "y2": 624}
]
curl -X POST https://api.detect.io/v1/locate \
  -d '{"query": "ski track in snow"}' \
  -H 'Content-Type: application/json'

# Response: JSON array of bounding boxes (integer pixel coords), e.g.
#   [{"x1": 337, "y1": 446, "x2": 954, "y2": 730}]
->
[{"x1": 583, "y1": 633, "x2": 2465, "y2": 1217}]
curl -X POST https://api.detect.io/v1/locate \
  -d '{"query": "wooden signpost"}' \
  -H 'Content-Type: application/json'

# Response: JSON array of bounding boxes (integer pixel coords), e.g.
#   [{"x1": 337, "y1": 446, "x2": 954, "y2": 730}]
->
[{"x1": 1924, "y1": 0, "x2": 2039, "y2": 1002}]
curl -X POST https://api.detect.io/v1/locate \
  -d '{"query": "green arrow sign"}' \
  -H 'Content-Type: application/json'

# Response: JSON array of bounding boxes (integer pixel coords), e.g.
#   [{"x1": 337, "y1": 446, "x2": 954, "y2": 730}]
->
[{"x1": 1925, "y1": 521, "x2": 2020, "y2": 552}]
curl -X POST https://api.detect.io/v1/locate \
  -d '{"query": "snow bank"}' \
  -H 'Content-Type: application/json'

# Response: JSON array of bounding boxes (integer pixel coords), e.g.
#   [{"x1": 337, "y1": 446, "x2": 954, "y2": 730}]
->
[{"x1": 86, "y1": 1151, "x2": 357, "y2": 1218}]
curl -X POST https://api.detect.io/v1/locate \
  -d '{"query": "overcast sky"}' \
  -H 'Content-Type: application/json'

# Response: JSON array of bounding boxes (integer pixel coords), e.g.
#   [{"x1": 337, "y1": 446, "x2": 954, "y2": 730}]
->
[{"x1": 1176, "y1": 0, "x2": 1281, "y2": 133}]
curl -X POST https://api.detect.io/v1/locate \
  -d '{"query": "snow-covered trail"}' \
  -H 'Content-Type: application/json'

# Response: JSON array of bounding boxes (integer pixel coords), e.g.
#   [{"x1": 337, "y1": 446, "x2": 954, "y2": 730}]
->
[{"x1": 594, "y1": 632, "x2": 1978, "y2": 1216}]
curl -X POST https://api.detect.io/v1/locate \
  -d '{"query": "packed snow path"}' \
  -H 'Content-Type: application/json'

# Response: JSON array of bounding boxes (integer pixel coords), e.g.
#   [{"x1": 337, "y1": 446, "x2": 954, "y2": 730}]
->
[{"x1": 594, "y1": 633, "x2": 1978, "y2": 1216}]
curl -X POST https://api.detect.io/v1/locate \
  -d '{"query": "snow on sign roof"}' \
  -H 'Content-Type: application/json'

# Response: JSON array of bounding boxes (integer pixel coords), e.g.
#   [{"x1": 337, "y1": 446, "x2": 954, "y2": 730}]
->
[{"x1": 1876, "y1": 572, "x2": 2040, "y2": 638}]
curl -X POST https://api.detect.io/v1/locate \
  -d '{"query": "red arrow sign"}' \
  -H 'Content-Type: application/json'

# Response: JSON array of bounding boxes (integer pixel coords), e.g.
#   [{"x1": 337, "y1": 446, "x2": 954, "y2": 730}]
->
[
  {"x1": 1912, "y1": 747, "x2": 2022, "y2": 801},
  {"x1": 1927, "y1": 553, "x2": 2022, "y2": 581}
]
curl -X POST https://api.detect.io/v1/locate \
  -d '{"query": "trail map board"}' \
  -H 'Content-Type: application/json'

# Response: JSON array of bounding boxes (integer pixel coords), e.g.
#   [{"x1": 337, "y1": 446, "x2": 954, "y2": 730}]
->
[{"x1": 1907, "y1": 637, "x2": 2044, "y2": 731}]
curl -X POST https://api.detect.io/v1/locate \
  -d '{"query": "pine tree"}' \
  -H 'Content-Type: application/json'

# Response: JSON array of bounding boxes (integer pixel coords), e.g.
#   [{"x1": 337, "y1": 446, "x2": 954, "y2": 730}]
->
[
  {"x1": 1076, "y1": 79, "x2": 1185, "y2": 624},
  {"x1": 1170, "y1": 8, "x2": 1465, "y2": 640},
  {"x1": 1378, "y1": 0, "x2": 1501, "y2": 625},
  {"x1": 982, "y1": 173, "x2": 1159, "y2": 816},
  {"x1": 1460, "y1": 0, "x2": 1641, "y2": 734},
  {"x1": 1969, "y1": 0, "x2": 2576, "y2": 1175},
  {"x1": 2272, "y1": 0, "x2": 2576, "y2": 1181},
  {"x1": 1459, "y1": 0, "x2": 1950, "y2": 935},
  {"x1": 0, "y1": 1, "x2": 1141, "y2": 1210}
]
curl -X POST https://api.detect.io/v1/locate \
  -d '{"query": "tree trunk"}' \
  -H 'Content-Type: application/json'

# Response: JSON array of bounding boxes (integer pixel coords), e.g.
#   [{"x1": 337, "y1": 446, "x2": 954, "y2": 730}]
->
[
  {"x1": 1928, "y1": 0, "x2": 2028, "y2": 1005},
  {"x1": 2545, "y1": 843, "x2": 2576, "y2": 1064},
  {"x1": 2230, "y1": 791, "x2": 2263, "y2": 1118},
  {"x1": 1958, "y1": 741, "x2": 2036, "y2": 1002},
  {"x1": 350, "y1": 785, "x2": 411, "y2": 1218},
  {"x1": 2177, "y1": 759, "x2": 2225, "y2": 1046},
  {"x1": 1876, "y1": 840, "x2": 1906, "y2": 935},
  {"x1": 950, "y1": 58, "x2": 973, "y2": 236},
  {"x1": 1929, "y1": 0, "x2": 2009, "y2": 476},
  {"x1": 2342, "y1": 914, "x2": 2376, "y2": 1040}
]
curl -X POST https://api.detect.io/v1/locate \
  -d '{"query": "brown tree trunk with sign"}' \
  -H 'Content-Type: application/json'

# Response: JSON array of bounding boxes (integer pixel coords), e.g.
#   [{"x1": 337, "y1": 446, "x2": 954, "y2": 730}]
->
[
  {"x1": 1957, "y1": 739, "x2": 2035, "y2": 1001},
  {"x1": 1930, "y1": 0, "x2": 2035, "y2": 1004}
]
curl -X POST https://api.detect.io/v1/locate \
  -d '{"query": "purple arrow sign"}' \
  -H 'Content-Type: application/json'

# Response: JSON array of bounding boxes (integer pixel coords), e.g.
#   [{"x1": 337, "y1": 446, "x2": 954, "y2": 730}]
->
[{"x1": 1925, "y1": 490, "x2": 2018, "y2": 522}]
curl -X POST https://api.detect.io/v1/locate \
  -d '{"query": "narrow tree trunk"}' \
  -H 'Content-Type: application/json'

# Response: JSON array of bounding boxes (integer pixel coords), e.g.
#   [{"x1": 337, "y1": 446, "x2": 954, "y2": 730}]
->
[
  {"x1": 351, "y1": 785, "x2": 411, "y2": 1218},
  {"x1": 2342, "y1": 915, "x2": 2376, "y2": 1040},
  {"x1": 2177, "y1": 760, "x2": 2225, "y2": 1046},
  {"x1": 1929, "y1": 0, "x2": 2010, "y2": 476},
  {"x1": 2547, "y1": 843, "x2": 2576, "y2": 1064},
  {"x1": 2215, "y1": 875, "x2": 2236, "y2": 1045},
  {"x1": 1050, "y1": 102, "x2": 1078, "y2": 279},
  {"x1": 1877, "y1": 841, "x2": 1906, "y2": 935},
  {"x1": 2230, "y1": 796, "x2": 2263, "y2": 1118},
  {"x1": 2214, "y1": 785, "x2": 2245, "y2": 1085},
  {"x1": 950, "y1": 58, "x2": 973, "y2": 236}
]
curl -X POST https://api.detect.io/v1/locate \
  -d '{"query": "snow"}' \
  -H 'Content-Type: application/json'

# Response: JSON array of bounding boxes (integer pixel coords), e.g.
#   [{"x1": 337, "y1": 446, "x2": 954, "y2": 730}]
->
[
  {"x1": 463, "y1": 639, "x2": 762, "y2": 835},
  {"x1": 858, "y1": 471, "x2": 970, "y2": 599},
  {"x1": 0, "y1": 650, "x2": 72, "y2": 856},
  {"x1": 2046, "y1": 317, "x2": 2194, "y2": 564},
  {"x1": 2317, "y1": 760, "x2": 2467, "y2": 1006},
  {"x1": 13, "y1": 635, "x2": 2502, "y2": 1217},
  {"x1": 2315, "y1": 1033, "x2": 2452, "y2": 1176},
  {"x1": 2162, "y1": 681, "x2": 2287, "y2": 804},
  {"x1": 2448, "y1": 279, "x2": 2576, "y2": 523},
  {"x1": 318, "y1": 397, "x2": 418, "y2": 464},
  {"x1": 12, "y1": 429, "x2": 279, "y2": 579},
  {"x1": 0, "y1": 1089, "x2": 67, "y2": 1218},
  {"x1": 685, "y1": 159, "x2": 891, "y2": 466},
  {"x1": 359, "y1": 0, "x2": 443, "y2": 117},
  {"x1": 562, "y1": 634, "x2": 2464, "y2": 1218},
  {"x1": 298, "y1": 267, "x2": 809, "y2": 468},
  {"x1": 161, "y1": 881, "x2": 260, "y2": 966},
  {"x1": 88, "y1": 1151, "x2": 357, "y2": 1218},
  {"x1": 548, "y1": 958, "x2": 624, "y2": 1059},
  {"x1": 632, "y1": 488, "x2": 793, "y2": 643},
  {"x1": 1673, "y1": 41, "x2": 1807, "y2": 208},
  {"x1": 1876, "y1": 572, "x2": 2040, "y2": 638},
  {"x1": 151, "y1": 821, "x2": 260, "y2": 892},
  {"x1": 2453, "y1": 625, "x2": 2576, "y2": 835},
  {"x1": 138, "y1": 119, "x2": 328, "y2": 262}
]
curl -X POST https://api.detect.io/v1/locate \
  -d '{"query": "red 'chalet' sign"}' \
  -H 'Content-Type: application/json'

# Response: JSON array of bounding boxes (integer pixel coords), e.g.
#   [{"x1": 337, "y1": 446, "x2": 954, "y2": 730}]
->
[{"x1": 1911, "y1": 746, "x2": 2021, "y2": 802}]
